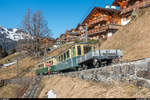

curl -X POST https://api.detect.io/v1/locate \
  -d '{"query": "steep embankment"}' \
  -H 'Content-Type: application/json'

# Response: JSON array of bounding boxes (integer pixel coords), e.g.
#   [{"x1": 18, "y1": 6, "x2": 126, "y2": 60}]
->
[
  {"x1": 0, "y1": 44, "x2": 73, "y2": 98},
  {"x1": 100, "y1": 7, "x2": 150, "y2": 61},
  {"x1": 39, "y1": 75, "x2": 150, "y2": 98}
]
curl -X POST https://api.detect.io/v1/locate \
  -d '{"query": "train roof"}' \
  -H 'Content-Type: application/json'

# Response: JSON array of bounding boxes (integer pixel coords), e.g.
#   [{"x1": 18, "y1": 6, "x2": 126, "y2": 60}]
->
[
  {"x1": 56, "y1": 43, "x2": 92, "y2": 58},
  {"x1": 35, "y1": 56, "x2": 56, "y2": 66}
]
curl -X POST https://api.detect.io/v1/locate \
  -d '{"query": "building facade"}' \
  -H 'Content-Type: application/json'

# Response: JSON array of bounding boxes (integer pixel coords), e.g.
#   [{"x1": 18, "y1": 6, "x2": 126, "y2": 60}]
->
[
  {"x1": 81, "y1": 7, "x2": 122, "y2": 40},
  {"x1": 112, "y1": 0, "x2": 150, "y2": 25}
]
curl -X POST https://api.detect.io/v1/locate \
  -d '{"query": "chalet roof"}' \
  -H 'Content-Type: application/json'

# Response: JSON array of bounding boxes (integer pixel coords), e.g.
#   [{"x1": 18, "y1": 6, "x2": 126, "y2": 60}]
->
[
  {"x1": 60, "y1": 34, "x2": 66, "y2": 38},
  {"x1": 112, "y1": 0, "x2": 138, "y2": 6},
  {"x1": 112, "y1": 0, "x2": 125, "y2": 6},
  {"x1": 75, "y1": 24, "x2": 81, "y2": 31},
  {"x1": 82, "y1": 7, "x2": 120, "y2": 24}
]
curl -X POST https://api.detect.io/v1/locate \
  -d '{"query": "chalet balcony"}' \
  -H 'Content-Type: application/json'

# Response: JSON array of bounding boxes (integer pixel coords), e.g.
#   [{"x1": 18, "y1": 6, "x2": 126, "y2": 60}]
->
[
  {"x1": 88, "y1": 16, "x2": 109, "y2": 25},
  {"x1": 88, "y1": 24, "x2": 121, "y2": 35},
  {"x1": 121, "y1": 0, "x2": 150, "y2": 14},
  {"x1": 88, "y1": 26, "x2": 108, "y2": 35}
]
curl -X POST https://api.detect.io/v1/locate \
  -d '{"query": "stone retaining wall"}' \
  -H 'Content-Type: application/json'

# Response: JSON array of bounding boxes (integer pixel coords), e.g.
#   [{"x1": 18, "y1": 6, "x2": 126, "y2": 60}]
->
[{"x1": 60, "y1": 58, "x2": 150, "y2": 88}]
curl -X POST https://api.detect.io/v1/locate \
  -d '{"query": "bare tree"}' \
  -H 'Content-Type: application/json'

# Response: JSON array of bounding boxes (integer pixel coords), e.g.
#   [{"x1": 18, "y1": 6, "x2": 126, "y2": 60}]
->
[{"x1": 20, "y1": 9, "x2": 52, "y2": 57}]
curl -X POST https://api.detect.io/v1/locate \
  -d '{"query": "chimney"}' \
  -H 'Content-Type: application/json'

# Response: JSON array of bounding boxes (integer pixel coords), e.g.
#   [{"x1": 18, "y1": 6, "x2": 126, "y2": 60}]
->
[
  {"x1": 111, "y1": 6, "x2": 116, "y2": 9},
  {"x1": 105, "y1": 5, "x2": 110, "y2": 9}
]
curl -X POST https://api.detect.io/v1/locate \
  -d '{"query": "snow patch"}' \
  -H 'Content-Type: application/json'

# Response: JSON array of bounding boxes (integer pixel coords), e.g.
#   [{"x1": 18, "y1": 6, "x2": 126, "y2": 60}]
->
[
  {"x1": 0, "y1": 26, "x2": 32, "y2": 41},
  {"x1": 2, "y1": 61, "x2": 17, "y2": 68},
  {"x1": 47, "y1": 90, "x2": 56, "y2": 98}
]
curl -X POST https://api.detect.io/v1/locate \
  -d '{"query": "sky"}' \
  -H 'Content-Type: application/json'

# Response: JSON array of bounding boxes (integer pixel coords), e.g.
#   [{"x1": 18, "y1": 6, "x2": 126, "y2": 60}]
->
[{"x1": 0, "y1": 0, "x2": 115, "y2": 38}]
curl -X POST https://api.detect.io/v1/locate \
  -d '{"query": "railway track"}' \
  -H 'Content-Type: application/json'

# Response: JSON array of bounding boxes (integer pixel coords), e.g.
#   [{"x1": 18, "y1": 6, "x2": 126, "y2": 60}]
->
[
  {"x1": 24, "y1": 75, "x2": 43, "y2": 98},
  {"x1": 17, "y1": 83, "x2": 30, "y2": 98}
]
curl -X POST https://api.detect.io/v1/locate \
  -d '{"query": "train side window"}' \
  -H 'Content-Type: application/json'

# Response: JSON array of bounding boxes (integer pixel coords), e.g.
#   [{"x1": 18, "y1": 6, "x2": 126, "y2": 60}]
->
[
  {"x1": 61, "y1": 55, "x2": 63, "y2": 61},
  {"x1": 84, "y1": 46, "x2": 91, "y2": 54},
  {"x1": 73, "y1": 47, "x2": 76, "y2": 57},
  {"x1": 77, "y1": 46, "x2": 81, "y2": 56},
  {"x1": 64, "y1": 53, "x2": 66, "y2": 61},
  {"x1": 67, "y1": 50, "x2": 70, "y2": 58},
  {"x1": 59, "y1": 56, "x2": 61, "y2": 62}
]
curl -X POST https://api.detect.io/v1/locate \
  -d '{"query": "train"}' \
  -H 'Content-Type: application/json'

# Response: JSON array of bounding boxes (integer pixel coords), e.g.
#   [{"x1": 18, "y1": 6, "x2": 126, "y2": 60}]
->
[{"x1": 35, "y1": 43, "x2": 123, "y2": 75}]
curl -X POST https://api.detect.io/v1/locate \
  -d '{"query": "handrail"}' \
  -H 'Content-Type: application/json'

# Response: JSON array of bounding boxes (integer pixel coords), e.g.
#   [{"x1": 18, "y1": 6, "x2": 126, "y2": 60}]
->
[
  {"x1": 88, "y1": 26, "x2": 109, "y2": 34},
  {"x1": 88, "y1": 24, "x2": 121, "y2": 35},
  {"x1": 88, "y1": 16, "x2": 109, "y2": 25}
]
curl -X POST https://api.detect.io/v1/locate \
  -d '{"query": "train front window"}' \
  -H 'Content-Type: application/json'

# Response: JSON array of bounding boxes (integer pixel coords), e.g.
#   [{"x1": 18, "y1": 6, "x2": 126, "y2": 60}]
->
[
  {"x1": 77, "y1": 46, "x2": 81, "y2": 56},
  {"x1": 84, "y1": 46, "x2": 91, "y2": 54},
  {"x1": 39, "y1": 64, "x2": 44, "y2": 68}
]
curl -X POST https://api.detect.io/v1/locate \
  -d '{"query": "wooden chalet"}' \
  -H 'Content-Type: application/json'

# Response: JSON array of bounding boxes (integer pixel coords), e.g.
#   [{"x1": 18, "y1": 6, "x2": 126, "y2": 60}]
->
[
  {"x1": 65, "y1": 29, "x2": 80, "y2": 42},
  {"x1": 58, "y1": 34, "x2": 67, "y2": 44},
  {"x1": 82, "y1": 7, "x2": 122, "y2": 40},
  {"x1": 112, "y1": 0, "x2": 150, "y2": 25},
  {"x1": 40, "y1": 37, "x2": 56, "y2": 49}
]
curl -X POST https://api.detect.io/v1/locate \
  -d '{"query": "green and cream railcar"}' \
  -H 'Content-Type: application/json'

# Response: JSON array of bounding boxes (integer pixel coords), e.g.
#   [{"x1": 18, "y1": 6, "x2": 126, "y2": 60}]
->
[
  {"x1": 35, "y1": 62, "x2": 48, "y2": 75},
  {"x1": 35, "y1": 43, "x2": 123, "y2": 75},
  {"x1": 35, "y1": 56, "x2": 57, "y2": 75},
  {"x1": 52, "y1": 43, "x2": 92, "y2": 72}
]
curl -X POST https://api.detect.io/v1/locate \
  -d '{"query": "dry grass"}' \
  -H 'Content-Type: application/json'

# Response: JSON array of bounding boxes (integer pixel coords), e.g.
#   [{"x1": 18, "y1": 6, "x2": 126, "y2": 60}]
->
[
  {"x1": 39, "y1": 75, "x2": 150, "y2": 98},
  {"x1": 0, "y1": 56, "x2": 41, "y2": 80},
  {"x1": 0, "y1": 84, "x2": 22, "y2": 98},
  {"x1": 100, "y1": 7, "x2": 150, "y2": 61},
  {"x1": 0, "y1": 44, "x2": 74, "y2": 98},
  {"x1": 0, "y1": 52, "x2": 21, "y2": 64},
  {"x1": 0, "y1": 56, "x2": 42, "y2": 98}
]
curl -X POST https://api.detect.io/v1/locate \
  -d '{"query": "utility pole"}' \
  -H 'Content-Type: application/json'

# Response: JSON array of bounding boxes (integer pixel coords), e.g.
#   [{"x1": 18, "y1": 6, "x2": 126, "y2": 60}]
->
[
  {"x1": 79, "y1": 23, "x2": 88, "y2": 43},
  {"x1": 85, "y1": 23, "x2": 88, "y2": 43}
]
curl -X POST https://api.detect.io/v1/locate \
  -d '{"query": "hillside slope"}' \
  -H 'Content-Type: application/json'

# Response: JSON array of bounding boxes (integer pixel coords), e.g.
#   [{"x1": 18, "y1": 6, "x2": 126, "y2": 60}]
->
[
  {"x1": 100, "y1": 7, "x2": 150, "y2": 61},
  {"x1": 39, "y1": 75, "x2": 150, "y2": 98}
]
